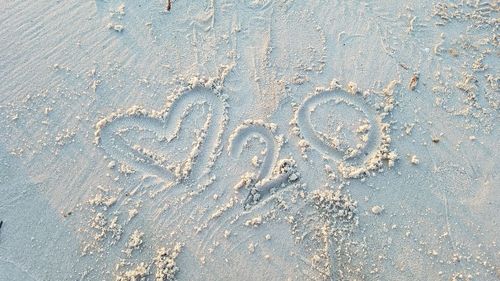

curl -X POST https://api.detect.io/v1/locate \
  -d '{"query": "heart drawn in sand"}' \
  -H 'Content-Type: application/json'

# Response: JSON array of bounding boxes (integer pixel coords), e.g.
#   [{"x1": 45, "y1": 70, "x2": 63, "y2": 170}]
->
[{"x1": 95, "y1": 85, "x2": 228, "y2": 185}]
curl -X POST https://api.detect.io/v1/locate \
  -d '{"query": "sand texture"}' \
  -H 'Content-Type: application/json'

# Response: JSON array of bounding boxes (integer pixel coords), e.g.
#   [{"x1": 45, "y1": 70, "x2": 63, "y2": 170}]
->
[{"x1": 0, "y1": 1, "x2": 499, "y2": 280}]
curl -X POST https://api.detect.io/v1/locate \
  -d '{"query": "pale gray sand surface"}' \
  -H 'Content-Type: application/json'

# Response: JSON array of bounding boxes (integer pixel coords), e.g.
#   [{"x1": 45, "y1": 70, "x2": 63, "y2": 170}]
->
[{"x1": 0, "y1": 1, "x2": 499, "y2": 280}]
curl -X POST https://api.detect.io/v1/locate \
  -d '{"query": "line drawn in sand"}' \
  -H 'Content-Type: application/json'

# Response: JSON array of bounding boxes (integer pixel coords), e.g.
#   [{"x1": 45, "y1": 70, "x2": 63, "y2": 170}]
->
[
  {"x1": 0, "y1": 259, "x2": 38, "y2": 281},
  {"x1": 292, "y1": 81, "x2": 398, "y2": 179},
  {"x1": 237, "y1": 0, "x2": 273, "y2": 11},
  {"x1": 95, "y1": 83, "x2": 228, "y2": 193}
]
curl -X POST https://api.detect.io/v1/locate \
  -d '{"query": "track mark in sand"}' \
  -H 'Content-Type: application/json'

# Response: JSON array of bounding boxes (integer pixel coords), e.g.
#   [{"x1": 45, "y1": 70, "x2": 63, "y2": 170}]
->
[
  {"x1": 197, "y1": 120, "x2": 298, "y2": 253},
  {"x1": 95, "y1": 84, "x2": 228, "y2": 188},
  {"x1": 271, "y1": 8, "x2": 327, "y2": 77},
  {"x1": 237, "y1": 0, "x2": 273, "y2": 11},
  {"x1": 293, "y1": 82, "x2": 398, "y2": 179},
  {"x1": 0, "y1": 259, "x2": 38, "y2": 281},
  {"x1": 288, "y1": 188, "x2": 360, "y2": 280}
]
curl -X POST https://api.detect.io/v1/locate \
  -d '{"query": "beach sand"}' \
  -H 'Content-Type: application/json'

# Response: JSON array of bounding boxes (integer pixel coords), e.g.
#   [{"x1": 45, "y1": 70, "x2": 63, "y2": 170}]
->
[{"x1": 0, "y1": 0, "x2": 498, "y2": 280}]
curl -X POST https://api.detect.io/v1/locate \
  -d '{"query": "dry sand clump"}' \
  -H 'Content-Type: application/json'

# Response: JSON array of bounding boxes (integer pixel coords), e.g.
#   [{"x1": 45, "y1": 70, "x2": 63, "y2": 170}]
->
[{"x1": 154, "y1": 243, "x2": 183, "y2": 281}]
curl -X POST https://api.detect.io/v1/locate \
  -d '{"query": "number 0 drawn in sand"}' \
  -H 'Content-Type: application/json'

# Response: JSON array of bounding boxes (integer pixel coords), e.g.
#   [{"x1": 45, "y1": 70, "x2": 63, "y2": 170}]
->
[
  {"x1": 95, "y1": 86, "x2": 228, "y2": 185},
  {"x1": 296, "y1": 89, "x2": 384, "y2": 177}
]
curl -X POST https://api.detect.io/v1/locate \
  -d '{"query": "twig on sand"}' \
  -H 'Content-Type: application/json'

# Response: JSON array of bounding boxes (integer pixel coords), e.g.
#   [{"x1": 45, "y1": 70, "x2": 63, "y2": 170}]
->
[{"x1": 409, "y1": 73, "x2": 419, "y2": 91}]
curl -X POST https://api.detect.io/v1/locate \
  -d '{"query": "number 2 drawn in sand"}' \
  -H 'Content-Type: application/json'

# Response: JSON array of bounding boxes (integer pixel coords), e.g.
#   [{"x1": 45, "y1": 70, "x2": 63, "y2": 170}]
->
[
  {"x1": 228, "y1": 120, "x2": 295, "y2": 210},
  {"x1": 198, "y1": 120, "x2": 296, "y2": 253}
]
